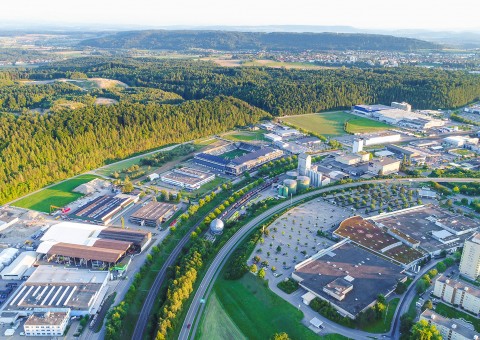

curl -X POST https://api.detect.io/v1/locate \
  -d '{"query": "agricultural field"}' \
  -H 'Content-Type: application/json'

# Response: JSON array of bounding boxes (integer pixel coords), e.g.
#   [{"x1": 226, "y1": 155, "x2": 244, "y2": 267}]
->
[
  {"x1": 12, "y1": 174, "x2": 99, "y2": 213},
  {"x1": 281, "y1": 112, "x2": 391, "y2": 136}
]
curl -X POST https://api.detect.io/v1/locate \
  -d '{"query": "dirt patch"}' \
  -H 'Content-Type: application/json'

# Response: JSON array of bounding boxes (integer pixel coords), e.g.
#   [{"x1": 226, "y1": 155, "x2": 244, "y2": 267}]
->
[{"x1": 95, "y1": 97, "x2": 119, "y2": 105}]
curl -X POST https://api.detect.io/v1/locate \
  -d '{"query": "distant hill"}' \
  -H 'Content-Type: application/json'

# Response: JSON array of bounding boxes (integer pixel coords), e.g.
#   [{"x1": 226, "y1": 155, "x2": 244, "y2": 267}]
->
[{"x1": 79, "y1": 30, "x2": 440, "y2": 52}]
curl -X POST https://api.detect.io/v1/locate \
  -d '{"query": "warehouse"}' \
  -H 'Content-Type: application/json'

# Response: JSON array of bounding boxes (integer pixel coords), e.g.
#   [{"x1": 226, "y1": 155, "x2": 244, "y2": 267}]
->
[
  {"x1": 0, "y1": 251, "x2": 37, "y2": 280},
  {"x1": 292, "y1": 240, "x2": 406, "y2": 319},
  {"x1": 6, "y1": 266, "x2": 109, "y2": 316},
  {"x1": 97, "y1": 228, "x2": 151, "y2": 252},
  {"x1": 0, "y1": 248, "x2": 19, "y2": 267},
  {"x1": 160, "y1": 167, "x2": 215, "y2": 190},
  {"x1": 130, "y1": 201, "x2": 177, "y2": 227},
  {"x1": 71, "y1": 194, "x2": 138, "y2": 225}
]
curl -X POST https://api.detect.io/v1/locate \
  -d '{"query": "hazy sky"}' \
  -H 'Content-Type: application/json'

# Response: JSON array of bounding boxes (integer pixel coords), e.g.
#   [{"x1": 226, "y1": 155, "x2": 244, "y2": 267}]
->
[{"x1": 3, "y1": 0, "x2": 480, "y2": 31}]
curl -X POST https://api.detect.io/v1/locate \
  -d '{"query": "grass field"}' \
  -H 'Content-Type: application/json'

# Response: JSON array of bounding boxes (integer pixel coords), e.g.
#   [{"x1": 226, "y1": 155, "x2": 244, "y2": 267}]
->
[
  {"x1": 197, "y1": 292, "x2": 246, "y2": 340},
  {"x1": 360, "y1": 298, "x2": 400, "y2": 333},
  {"x1": 435, "y1": 302, "x2": 480, "y2": 331},
  {"x1": 213, "y1": 273, "x2": 344, "y2": 340},
  {"x1": 222, "y1": 149, "x2": 248, "y2": 159},
  {"x1": 12, "y1": 174, "x2": 98, "y2": 213},
  {"x1": 282, "y1": 112, "x2": 391, "y2": 136},
  {"x1": 222, "y1": 129, "x2": 268, "y2": 142}
]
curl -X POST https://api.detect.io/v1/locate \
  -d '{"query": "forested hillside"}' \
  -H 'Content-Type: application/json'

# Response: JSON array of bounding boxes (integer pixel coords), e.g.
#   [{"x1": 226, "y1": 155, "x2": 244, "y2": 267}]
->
[
  {"x1": 27, "y1": 58, "x2": 480, "y2": 115},
  {"x1": 0, "y1": 96, "x2": 268, "y2": 203},
  {"x1": 80, "y1": 30, "x2": 440, "y2": 51}
]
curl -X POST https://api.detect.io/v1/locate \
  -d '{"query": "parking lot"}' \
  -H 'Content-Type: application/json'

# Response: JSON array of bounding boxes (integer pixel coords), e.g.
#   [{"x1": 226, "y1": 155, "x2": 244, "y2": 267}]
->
[{"x1": 248, "y1": 198, "x2": 353, "y2": 282}]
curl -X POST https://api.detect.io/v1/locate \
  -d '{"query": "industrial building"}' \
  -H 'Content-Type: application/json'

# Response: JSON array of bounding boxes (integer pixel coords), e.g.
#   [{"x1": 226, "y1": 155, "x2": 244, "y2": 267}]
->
[
  {"x1": 194, "y1": 143, "x2": 283, "y2": 176},
  {"x1": 292, "y1": 239, "x2": 406, "y2": 319},
  {"x1": 36, "y1": 222, "x2": 151, "y2": 268},
  {"x1": 160, "y1": 167, "x2": 215, "y2": 190},
  {"x1": 0, "y1": 248, "x2": 19, "y2": 268},
  {"x1": 391, "y1": 101, "x2": 412, "y2": 111},
  {"x1": 298, "y1": 153, "x2": 311, "y2": 176},
  {"x1": 295, "y1": 136, "x2": 322, "y2": 147},
  {"x1": 459, "y1": 233, "x2": 480, "y2": 280},
  {"x1": 0, "y1": 251, "x2": 37, "y2": 280},
  {"x1": 129, "y1": 201, "x2": 177, "y2": 227},
  {"x1": 371, "y1": 205, "x2": 478, "y2": 256},
  {"x1": 386, "y1": 144, "x2": 441, "y2": 164},
  {"x1": 433, "y1": 275, "x2": 480, "y2": 314},
  {"x1": 0, "y1": 211, "x2": 19, "y2": 232},
  {"x1": 368, "y1": 157, "x2": 401, "y2": 175},
  {"x1": 444, "y1": 136, "x2": 479, "y2": 148},
  {"x1": 71, "y1": 194, "x2": 138, "y2": 225},
  {"x1": 335, "y1": 153, "x2": 370, "y2": 166},
  {"x1": 147, "y1": 173, "x2": 160, "y2": 181},
  {"x1": 6, "y1": 266, "x2": 109, "y2": 316},
  {"x1": 420, "y1": 310, "x2": 480, "y2": 340},
  {"x1": 362, "y1": 132, "x2": 402, "y2": 146},
  {"x1": 264, "y1": 133, "x2": 282, "y2": 142},
  {"x1": 335, "y1": 216, "x2": 425, "y2": 267},
  {"x1": 24, "y1": 310, "x2": 70, "y2": 337}
]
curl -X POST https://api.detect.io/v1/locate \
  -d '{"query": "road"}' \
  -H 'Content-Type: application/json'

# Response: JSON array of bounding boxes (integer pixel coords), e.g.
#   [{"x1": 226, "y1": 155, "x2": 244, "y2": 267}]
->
[{"x1": 179, "y1": 177, "x2": 480, "y2": 340}]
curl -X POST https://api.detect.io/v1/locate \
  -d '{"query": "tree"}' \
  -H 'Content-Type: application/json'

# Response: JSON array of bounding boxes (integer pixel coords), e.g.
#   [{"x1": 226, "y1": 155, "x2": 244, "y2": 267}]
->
[
  {"x1": 123, "y1": 178, "x2": 134, "y2": 193},
  {"x1": 271, "y1": 333, "x2": 291, "y2": 340},
  {"x1": 422, "y1": 300, "x2": 433, "y2": 311},
  {"x1": 436, "y1": 262, "x2": 447, "y2": 273},
  {"x1": 400, "y1": 314, "x2": 414, "y2": 337},
  {"x1": 250, "y1": 264, "x2": 258, "y2": 274},
  {"x1": 258, "y1": 268, "x2": 266, "y2": 279},
  {"x1": 377, "y1": 294, "x2": 386, "y2": 305},
  {"x1": 395, "y1": 281, "x2": 407, "y2": 294},
  {"x1": 410, "y1": 319, "x2": 442, "y2": 340},
  {"x1": 120, "y1": 216, "x2": 125, "y2": 229},
  {"x1": 416, "y1": 279, "x2": 429, "y2": 294}
]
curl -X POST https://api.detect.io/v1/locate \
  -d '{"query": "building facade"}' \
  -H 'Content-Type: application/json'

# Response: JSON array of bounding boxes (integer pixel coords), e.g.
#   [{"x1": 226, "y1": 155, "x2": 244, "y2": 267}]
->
[
  {"x1": 420, "y1": 309, "x2": 480, "y2": 340},
  {"x1": 459, "y1": 233, "x2": 480, "y2": 280},
  {"x1": 433, "y1": 276, "x2": 480, "y2": 314},
  {"x1": 24, "y1": 310, "x2": 70, "y2": 337},
  {"x1": 298, "y1": 153, "x2": 311, "y2": 176}
]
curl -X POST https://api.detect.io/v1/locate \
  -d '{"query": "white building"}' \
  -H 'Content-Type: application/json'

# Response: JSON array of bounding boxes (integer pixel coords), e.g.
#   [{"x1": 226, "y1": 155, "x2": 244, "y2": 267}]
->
[
  {"x1": 0, "y1": 248, "x2": 19, "y2": 266},
  {"x1": 0, "y1": 251, "x2": 36, "y2": 280},
  {"x1": 352, "y1": 139, "x2": 364, "y2": 153},
  {"x1": 420, "y1": 309, "x2": 480, "y2": 340},
  {"x1": 160, "y1": 167, "x2": 215, "y2": 190},
  {"x1": 391, "y1": 101, "x2": 412, "y2": 112},
  {"x1": 298, "y1": 153, "x2": 311, "y2": 176},
  {"x1": 264, "y1": 133, "x2": 282, "y2": 142},
  {"x1": 24, "y1": 310, "x2": 70, "y2": 337},
  {"x1": 306, "y1": 169, "x2": 323, "y2": 187},
  {"x1": 433, "y1": 275, "x2": 480, "y2": 314},
  {"x1": 459, "y1": 233, "x2": 480, "y2": 280},
  {"x1": 147, "y1": 173, "x2": 159, "y2": 181},
  {"x1": 363, "y1": 133, "x2": 401, "y2": 146}
]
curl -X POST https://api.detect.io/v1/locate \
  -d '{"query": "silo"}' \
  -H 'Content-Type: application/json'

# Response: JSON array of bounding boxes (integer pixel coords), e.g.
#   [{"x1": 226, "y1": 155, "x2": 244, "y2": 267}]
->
[
  {"x1": 283, "y1": 179, "x2": 297, "y2": 195},
  {"x1": 297, "y1": 176, "x2": 311, "y2": 191},
  {"x1": 286, "y1": 170, "x2": 298, "y2": 180}
]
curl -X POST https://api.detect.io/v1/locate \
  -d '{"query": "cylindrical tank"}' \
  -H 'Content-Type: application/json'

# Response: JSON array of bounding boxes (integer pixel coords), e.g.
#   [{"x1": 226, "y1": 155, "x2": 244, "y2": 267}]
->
[
  {"x1": 297, "y1": 176, "x2": 311, "y2": 191},
  {"x1": 286, "y1": 170, "x2": 298, "y2": 179},
  {"x1": 283, "y1": 179, "x2": 297, "y2": 195}
]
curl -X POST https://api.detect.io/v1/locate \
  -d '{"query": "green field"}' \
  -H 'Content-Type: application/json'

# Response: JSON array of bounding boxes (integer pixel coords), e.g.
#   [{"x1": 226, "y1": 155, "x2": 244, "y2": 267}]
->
[
  {"x1": 12, "y1": 174, "x2": 99, "y2": 213},
  {"x1": 211, "y1": 273, "x2": 347, "y2": 340},
  {"x1": 222, "y1": 129, "x2": 268, "y2": 142},
  {"x1": 222, "y1": 149, "x2": 248, "y2": 159},
  {"x1": 360, "y1": 298, "x2": 400, "y2": 333},
  {"x1": 197, "y1": 292, "x2": 247, "y2": 340},
  {"x1": 282, "y1": 112, "x2": 391, "y2": 136},
  {"x1": 435, "y1": 302, "x2": 480, "y2": 331}
]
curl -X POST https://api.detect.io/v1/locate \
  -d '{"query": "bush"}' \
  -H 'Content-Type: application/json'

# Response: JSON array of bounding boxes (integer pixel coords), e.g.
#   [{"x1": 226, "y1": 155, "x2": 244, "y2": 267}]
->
[{"x1": 277, "y1": 278, "x2": 299, "y2": 294}]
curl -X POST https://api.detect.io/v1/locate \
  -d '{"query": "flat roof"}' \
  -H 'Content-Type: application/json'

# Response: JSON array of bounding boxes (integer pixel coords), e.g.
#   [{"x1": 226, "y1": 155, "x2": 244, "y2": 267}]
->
[
  {"x1": 47, "y1": 243, "x2": 126, "y2": 263},
  {"x1": 41, "y1": 222, "x2": 103, "y2": 245},
  {"x1": 335, "y1": 216, "x2": 424, "y2": 265},
  {"x1": 369, "y1": 157, "x2": 401, "y2": 166},
  {"x1": 72, "y1": 195, "x2": 134, "y2": 222},
  {"x1": 1, "y1": 252, "x2": 37, "y2": 277},
  {"x1": 230, "y1": 147, "x2": 281, "y2": 165},
  {"x1": 25, "y1": 311, "x2": 69, "y2": 326},
  {"x1": 294, "y1": 241, "x2": 405, "y2": 317},
  {"x1": 161, "y1": 171, "x2": 207, "y2": 185},
  {"x1": 130, "y1": 202, "x2": 176, "y2": 222},
  {"x1": 98, "y1": 227, "x2": 151, "y2": 247},
  {"x1": 28, "y1": 266, "x2": 108, "y2": 284},
  {"x1": 371, "y1": 205, "x2": 478, "y2": 254}
]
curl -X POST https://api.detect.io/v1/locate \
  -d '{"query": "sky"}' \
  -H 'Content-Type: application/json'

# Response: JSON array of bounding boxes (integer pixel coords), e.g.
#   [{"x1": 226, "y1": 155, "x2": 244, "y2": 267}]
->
[{"x1": 2, "y1": 0, "x2": 480, "y2": 32}]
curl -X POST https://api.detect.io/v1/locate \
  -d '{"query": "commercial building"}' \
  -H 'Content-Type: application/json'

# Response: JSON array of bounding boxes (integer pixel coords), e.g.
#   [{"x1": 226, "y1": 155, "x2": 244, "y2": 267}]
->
[
  {"x1": 0, "y1": 251, "x2": 37, "y2": 280},
  {"x1": 0, "y1": 248, "x2": 19, "y2": 267},
  {"x1": 459, "y1": 233, "x2": 480, "y2": 280},
  {"x1": 298, "y1": 153, "x2": 311, "y2": 176},
  {"x1": 433, "y1": 275, "x2": 480, "y2": 314},
  {"x1": 368, "y1": 157, "x2": 401, "y2": 175},
  {"x1": 24, "y1": 310, "x2": 70, "y2": 337},
  {"x1": 129, "y1": 201, "x2": 177, "y2": 228},
  {"x1": 444, "y1": 136, "x2": 479, "y2": 148},
  {"x1": 371, "y1": 205, "x2": 478, "y2": 256},
  {"x1": 420, "y1": 309, "x2": 480, "y2": 340},
  {"x1": 6, "y1": 266, "x2": 109, "y2": 316},
  {"x1": 386, "y1": 144, "x2": 440, "y2": 164},
  {"x1": 292, "y1": 239, "x2": 406, "y2": 319},
  {"x1": 363, "y1": 132, "x2": 401, "y2": 146},
  {"x1": 391, "y1": 101, "x2": 412, "y2": 111},
  {"x1": 274, "y1": 128, "x2": 300, "y2": 138},
  {"x1": 36, "y1": 222, "x2": 151, "y2": 268},
  {"x1": 71, "y1": 194, "x2": 138, "y2": 225},
  {"x1": 264, "y1": 133, "x2": 282, "y2": 142},
  {"x1": 147, "y1": 173, "x2": 159, "y2": 181},
  {"x1": 160, "y1": 167, "x2": 215, "y2": 190},
  {"x1": 295, "y1": 136, "x2": 322, "y2": 147}
]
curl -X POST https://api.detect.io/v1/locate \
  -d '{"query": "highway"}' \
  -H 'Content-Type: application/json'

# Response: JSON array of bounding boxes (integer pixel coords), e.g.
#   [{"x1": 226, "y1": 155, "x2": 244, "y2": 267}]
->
[{"x1": 179, "y1": 177, "x2": 480, "y2": 340}]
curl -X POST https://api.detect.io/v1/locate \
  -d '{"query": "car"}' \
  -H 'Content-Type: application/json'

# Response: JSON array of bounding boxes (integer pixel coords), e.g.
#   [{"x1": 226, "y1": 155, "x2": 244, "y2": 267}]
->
[{"x1": 187, "y1": 324, "x2": 191, "y2": 329}]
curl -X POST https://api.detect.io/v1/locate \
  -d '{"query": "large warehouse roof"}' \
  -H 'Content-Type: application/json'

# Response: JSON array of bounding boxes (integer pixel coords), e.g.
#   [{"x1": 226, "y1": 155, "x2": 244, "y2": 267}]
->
[
  {"x1": 130, "y1": 202, "x2": 176, "y2": 221},
  {"x1": 47, "y1": 243, "x2": 126, "y2": 263},
  {"x1": 41, "y1": 222, "x2": 102, "y2": 246}
]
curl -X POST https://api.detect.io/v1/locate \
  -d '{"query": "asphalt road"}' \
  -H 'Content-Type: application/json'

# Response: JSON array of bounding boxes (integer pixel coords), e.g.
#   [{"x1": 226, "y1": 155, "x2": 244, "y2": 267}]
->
[{"x1": 179, "y1": 177, "x2": 480, "y2": 340}]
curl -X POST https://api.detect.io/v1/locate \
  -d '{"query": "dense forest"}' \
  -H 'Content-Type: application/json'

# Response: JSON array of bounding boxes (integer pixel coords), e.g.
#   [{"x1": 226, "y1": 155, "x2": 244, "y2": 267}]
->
[
  {"x1": 0, "y1": 96, "x2": 268, "y2": 203},
  {"x1": 80, "y1": 30, "x2": 440, "y2": 51},
  {"x1": 26, "y1": 58, "x2": 480, "y2": 115}
]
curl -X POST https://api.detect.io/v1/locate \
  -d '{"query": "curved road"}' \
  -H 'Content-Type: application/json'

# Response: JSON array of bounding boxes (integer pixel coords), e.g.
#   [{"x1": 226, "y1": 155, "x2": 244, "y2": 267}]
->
[{"x1": 180, "y1": 177, "x2": 480, "y2": 340}]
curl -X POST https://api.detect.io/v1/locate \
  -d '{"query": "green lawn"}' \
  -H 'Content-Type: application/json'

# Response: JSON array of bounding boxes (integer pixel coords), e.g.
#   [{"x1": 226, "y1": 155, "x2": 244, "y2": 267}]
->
[
  {"x1": 435, "y1": 302, "x2": 480, "y2": 331},
  {"x1": 197, "y1": 292, "x2": 247, "y2": 340},
  {"x1": 213, "y1": 273, "x2": 340, "y2": 340},
  {"x1": 222, "y1": 129, "x2": 268, "y2": 142},
  {"x1": 360, "y1": 298, "x2": 400, "y2": 333},
  {"x1": 282, "y1": 112, "x2": 391, "y2": 136},
  {"x1": 222, "y1": 149, "x2": 248, "y2": 159},
  {"x1": 12, "y1": 174, "x2": 99, "y2": 213}
]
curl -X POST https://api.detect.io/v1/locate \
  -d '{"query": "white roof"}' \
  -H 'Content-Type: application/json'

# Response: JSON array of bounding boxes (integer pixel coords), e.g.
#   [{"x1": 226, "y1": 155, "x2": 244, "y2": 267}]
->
[
  {"x1": 432, "y1": 230, "x2": 453, "y2": 239},
  {"x1": 302, "y1": 291, "x2": 316, "y2": 304},
  {"x1": 0, "y1": 251, "x2": 36, "y2": 277},
  {"x1": 41, "y1": 222, "x2": 105, "y2": 246},
  {"x1": 28, "y1": 265, "x2": 109, "y2": 284},
  {"x1": 310, "y1": 317, "x2": 324, "y2": 328},
  {"x1": 0, "y1": 248, "x2": 19, "y2": 264},
  {"x1": 375, "y1": 150, "x2": 395, "y2": 157}
]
